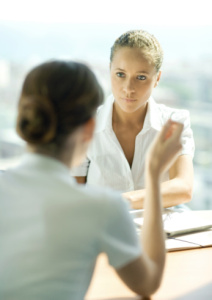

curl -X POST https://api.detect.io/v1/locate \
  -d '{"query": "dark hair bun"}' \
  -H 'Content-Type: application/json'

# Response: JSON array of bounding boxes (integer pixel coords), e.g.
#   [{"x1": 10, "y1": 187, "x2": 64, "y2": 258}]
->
[
  {"x1": 16, "y1": 60, "x2": 104, "y2": 147},
  {"x1": 16, "y1": 96, "x2": 57, "y2": 144}
]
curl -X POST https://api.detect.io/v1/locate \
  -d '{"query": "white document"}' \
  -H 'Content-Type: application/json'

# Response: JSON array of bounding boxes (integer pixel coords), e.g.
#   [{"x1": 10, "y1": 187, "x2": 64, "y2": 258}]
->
[{"x1": 133, "y1": 210, "x2": 212, "y2": 237}]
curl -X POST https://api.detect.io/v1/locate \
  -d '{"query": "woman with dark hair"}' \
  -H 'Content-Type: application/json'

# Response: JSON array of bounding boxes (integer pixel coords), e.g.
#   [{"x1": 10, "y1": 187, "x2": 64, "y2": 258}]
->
[{"x1": 0, "y1": 60, "x2": 183, "y2": 299}]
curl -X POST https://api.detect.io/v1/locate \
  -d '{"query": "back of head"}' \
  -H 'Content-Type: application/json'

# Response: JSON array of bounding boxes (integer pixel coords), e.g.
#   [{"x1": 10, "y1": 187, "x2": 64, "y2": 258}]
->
[
  {"x1": 110, "y1": 29, "x2": 163, "y2": 72},
  {"x1": 16, "y1": 60, "x2": 103, "y2": 146}
]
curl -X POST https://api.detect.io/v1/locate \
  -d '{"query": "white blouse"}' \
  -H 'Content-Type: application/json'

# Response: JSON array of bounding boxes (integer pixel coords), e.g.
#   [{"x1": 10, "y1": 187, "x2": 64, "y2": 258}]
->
[{"x1": 72, "y1": 95, "x2": 195, "y2": 193}]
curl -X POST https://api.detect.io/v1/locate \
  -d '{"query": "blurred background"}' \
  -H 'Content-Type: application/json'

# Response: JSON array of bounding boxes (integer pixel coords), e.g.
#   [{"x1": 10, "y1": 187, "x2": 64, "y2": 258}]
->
[{"x1": 0, "y1": 0, "x2": 212, "y2": 209}]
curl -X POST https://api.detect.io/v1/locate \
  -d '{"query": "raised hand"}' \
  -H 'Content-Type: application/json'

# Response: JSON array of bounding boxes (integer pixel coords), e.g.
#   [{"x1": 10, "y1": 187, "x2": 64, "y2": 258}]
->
[{"x1": 146, "y1": 119, "x2": 184, "y2": 177}]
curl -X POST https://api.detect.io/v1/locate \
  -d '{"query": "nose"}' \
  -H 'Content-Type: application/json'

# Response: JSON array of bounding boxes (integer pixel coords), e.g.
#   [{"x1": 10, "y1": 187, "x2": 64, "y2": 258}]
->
[{"x1": 123, "y1": 78, "x2": 135, "y2": 94}]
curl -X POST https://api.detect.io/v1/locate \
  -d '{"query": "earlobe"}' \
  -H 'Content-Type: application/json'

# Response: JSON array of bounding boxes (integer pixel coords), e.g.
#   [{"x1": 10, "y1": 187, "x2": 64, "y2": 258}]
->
[{"x1": 154, "y1": 80, "x2": 159, "y2": 88}]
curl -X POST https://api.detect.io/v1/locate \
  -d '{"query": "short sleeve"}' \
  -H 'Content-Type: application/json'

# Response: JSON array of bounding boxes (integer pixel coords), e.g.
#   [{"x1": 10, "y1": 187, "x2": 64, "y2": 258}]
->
[
  {"x1": 179, "y1": 111, "x2": 195, "y2": 158},
  {"x1": 70, "y1": 157, "x2": 90, "y2": 177},
  {"x1": 169, "y1": 109, "x2": 195, "y2": 159},
  {"x1": 99, "y1": 197, "x2": 142, "y2": 269}
]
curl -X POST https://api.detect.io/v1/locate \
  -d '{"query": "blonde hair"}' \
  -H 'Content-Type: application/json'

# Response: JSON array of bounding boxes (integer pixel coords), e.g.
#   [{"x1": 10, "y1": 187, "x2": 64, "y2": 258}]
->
[{"x1": 110, "y1": 30, "x2": 163, "y2": 72}]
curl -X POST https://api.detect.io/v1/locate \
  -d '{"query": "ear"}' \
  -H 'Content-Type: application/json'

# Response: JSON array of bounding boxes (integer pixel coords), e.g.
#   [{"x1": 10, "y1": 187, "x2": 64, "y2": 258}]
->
[
  {"x1": 82, "y1": 117, "x2": 96, "y2": 143},
  {"x1": 154, "y1": 70, "x2": 162, "y2": 88}
]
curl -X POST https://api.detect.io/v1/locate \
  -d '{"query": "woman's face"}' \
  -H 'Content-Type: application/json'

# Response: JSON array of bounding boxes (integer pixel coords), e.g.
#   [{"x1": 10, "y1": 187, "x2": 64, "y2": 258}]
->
[{"x1": 110, "y1": 47, "x2": 161, "y2": 114}]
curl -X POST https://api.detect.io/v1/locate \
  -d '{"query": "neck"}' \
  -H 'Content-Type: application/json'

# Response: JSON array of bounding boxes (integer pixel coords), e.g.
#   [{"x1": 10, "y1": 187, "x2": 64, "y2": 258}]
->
[
  {"x1": 112, "y1": 101, "x2": 148, "y2": 126},
  {"x1": 27, "y1": 140, "x2": 74, "y2": 168}
]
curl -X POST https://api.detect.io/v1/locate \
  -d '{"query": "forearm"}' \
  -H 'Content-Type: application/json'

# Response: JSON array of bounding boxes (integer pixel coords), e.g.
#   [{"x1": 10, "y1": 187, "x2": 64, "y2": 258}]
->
[
  {"x1": 116, "y1": 121, "x2": 184, "y2": 296},
  {"x1": 123, "y1": 177, "x2": 192, "y2": 209},
  {"x1": 140, "y1": 167, "x2": 166, "y2": 287}
]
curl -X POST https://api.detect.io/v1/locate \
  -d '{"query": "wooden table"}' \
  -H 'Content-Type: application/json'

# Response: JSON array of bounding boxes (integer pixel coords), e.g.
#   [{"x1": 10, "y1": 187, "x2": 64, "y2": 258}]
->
[{"x1": 86, "y1": 211, "x2": 212, "y2": 300}]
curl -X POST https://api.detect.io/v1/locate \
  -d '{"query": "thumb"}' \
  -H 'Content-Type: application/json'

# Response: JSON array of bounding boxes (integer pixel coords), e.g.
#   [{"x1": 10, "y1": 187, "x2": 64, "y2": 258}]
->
[
  {"x1": 157, "y1": 119, "x2": 173, "y2": 141},
  {"x1": 168, "y1": 121, "x2": 184, "y2": 142}
]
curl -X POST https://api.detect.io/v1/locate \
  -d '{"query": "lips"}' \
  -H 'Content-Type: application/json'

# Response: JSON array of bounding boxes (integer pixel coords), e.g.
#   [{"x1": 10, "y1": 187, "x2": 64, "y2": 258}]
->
[{"x1": 122, "y1": 98, "x2": 137, "y2": 103}]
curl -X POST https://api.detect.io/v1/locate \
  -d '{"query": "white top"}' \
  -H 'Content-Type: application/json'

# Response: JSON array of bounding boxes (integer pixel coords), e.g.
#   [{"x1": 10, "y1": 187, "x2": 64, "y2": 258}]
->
[
  {"x1": 0, "y1": 153, "x2": 141, "y2": 300},
  {"x1": 72, "y1": 95, "x2": 195, "y2": 192}
]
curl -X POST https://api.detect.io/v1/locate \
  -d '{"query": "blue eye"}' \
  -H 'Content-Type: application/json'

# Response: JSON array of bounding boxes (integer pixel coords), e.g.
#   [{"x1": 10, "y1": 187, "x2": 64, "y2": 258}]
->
[
  {"x1": 116, "y1": 72, "x2": 125, "y2": 78},
  {"x1": 137, "y1": 75, "x2": 146, "y2": 80}
]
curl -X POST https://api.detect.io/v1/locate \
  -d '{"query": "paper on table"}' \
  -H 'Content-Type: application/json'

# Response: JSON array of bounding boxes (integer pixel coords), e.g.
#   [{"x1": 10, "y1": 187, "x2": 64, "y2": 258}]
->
[
  {"x1": 165, "y1": 238, "x2": 200, "y2": 252},
  {"x1": 166, "y1": 229, "x2": 212, "y2": 251},
  {"x1": 131, "y1": 208, "x2": 181, "y2": 226},
  {"x1": 163, "y1": 212, "x2": 212, "y2": 237},
  {"x1": 133, "y1": 210, "x2": 183, "y2": 228},
  {"x1": 134, "y1": 211, "x2": 212, "y2": 237},
  {"x1": 174, "y1": 229, "x2": 212, "y2": 246}
]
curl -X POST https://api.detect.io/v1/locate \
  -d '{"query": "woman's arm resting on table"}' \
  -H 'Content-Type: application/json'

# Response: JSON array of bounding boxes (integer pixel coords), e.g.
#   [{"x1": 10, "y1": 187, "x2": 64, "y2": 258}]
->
[
  {"x1": 123, "y1": 154, "x2": 193, "y2": 209},
  {"x1": 115, "y1": 120, "x2": 183, "y2": 296}
]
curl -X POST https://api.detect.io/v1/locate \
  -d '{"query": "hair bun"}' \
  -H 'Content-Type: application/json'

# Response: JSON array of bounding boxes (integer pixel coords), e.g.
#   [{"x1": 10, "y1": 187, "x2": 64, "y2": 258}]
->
[{"x1": 16, "y1": 95, "x2": 57, "y2": 144}]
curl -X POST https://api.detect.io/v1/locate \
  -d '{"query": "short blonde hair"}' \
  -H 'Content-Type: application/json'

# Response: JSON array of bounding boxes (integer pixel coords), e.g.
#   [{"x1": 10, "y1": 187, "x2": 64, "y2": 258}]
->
[{"x1": 110, "y1": 30, "x2": 163, "y2": 72}]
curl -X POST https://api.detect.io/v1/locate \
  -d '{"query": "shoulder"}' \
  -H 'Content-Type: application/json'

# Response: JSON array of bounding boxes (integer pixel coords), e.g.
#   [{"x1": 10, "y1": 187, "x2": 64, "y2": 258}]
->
[
  {"x1": 148, "y1": 98, "x2": 191, "y2": 132},
  {"x1": 77, "y1": 183, "x2": 129, "y2": 216},
  {"x1": 151, "y1": 100, "x2": 194, "y2": 156},
  {"x1": 152, "y1": 99, "x2": 190, "y2": 125},
  {"x1": 158, "y1": 103, "x2": 189, "y2": 120},
  {"x1": 80, "y1": 183, "x2": 126, "y2": 207}
]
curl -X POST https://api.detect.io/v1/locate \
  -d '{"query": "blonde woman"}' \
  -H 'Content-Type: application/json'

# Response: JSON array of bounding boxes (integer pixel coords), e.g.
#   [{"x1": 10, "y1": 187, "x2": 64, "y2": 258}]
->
[{"x1": 74, "y1": 30, "x2": 194, "y2": 209}]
